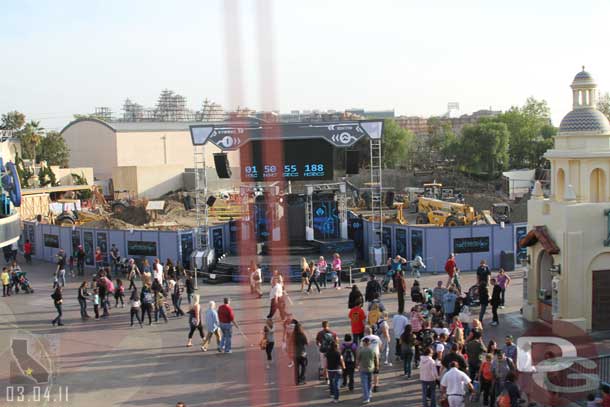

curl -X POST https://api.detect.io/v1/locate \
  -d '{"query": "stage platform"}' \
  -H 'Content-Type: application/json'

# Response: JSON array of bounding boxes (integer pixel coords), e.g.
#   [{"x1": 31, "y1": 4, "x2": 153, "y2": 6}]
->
[{"x1": 206, "y1": 240, "x2": 357, "y2": 284}]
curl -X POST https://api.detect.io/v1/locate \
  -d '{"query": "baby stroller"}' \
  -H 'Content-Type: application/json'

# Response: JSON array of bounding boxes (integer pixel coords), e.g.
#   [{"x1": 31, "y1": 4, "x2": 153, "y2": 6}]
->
[
  {"x1": 465, "y1": 284, "x2": 479, "y2": 306},
  {"x1": 17, "y1": 272, "x2": 34, "y2": 294}
]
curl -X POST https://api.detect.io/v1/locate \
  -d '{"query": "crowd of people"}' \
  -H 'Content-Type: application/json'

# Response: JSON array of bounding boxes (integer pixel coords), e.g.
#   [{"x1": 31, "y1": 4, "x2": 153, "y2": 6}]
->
[{"x1": 14, "y1": 246, "x2": 604, "y2": 406}]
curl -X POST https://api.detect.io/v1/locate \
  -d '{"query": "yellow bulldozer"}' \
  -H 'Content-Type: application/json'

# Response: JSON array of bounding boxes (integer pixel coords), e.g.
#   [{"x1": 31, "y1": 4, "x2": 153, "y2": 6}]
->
[{"x1": 415, "y1": 197, "x2": 479, "y2": 227}]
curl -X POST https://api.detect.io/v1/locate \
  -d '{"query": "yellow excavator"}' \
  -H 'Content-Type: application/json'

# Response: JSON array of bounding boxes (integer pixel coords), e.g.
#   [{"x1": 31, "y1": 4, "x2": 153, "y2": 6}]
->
[{"x1": 415, "y1": 197, "x2": 479, "y2": 227}]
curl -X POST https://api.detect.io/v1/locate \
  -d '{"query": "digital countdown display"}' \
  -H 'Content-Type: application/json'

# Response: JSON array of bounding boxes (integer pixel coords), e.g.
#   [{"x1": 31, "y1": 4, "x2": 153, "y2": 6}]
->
[{"x1": 240, "y1": 139, "x2": 334, "y2": 182}]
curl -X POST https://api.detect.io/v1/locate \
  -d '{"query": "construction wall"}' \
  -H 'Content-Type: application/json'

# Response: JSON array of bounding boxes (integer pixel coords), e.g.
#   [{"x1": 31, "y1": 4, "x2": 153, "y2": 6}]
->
[{"x1": 112, "y1": 165, "x2": 185, "y2": 199}]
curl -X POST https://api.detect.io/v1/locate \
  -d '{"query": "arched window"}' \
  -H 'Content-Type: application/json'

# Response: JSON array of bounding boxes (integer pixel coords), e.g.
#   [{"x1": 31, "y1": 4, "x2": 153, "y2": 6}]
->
[
  {"x1": 556, "y1": 168, "x2": 565, "y2": 201},
  {"x1": 590, "y1": 168, "x2": 607, "y2": 202}
]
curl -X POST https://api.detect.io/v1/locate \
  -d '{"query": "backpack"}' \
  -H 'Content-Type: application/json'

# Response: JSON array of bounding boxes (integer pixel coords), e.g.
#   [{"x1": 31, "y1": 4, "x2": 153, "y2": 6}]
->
[
  {"x1": 497, "y1": 390, "x2": 511, "y2": 407},
  {"x1": 372, "y1": 319, "x2": 385, "y2": 336},
  {"x1": 493, "y1": 358, "x2": 515, "y2": 381},
  {"x1": 421, "y1": 329, "x2": 434, "y2": 349},
  {"x1": 431, "y1": 340, "x2": 442, "y2": 360},
  {"x1": 319, "y1": 331, "x2": 335, "y2": 353},
  {"x1": 342, "y1": 343, "x2": 356, "y2": 365},
  {"x1": 143, "y1": 291, "x2": 154, "y2": 304},
  {"x1": 481, "y1": 361, "x2": 493, "y2": 381}
]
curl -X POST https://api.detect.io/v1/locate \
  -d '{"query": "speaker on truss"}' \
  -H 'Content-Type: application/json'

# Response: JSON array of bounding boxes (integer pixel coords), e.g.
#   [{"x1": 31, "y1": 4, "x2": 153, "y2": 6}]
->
[
  {"x1": 385, "y1": 191, "x2": 395, "y2": 208},
  {"x1": 206, "y1": 196, "x2": 217, "y2": 207},
  {"x1": 213, "y1": 153, "x2": 232, "y2": 179},
  {"x1": 345, "y1": 150, "x2": 359, "y2": 175}
]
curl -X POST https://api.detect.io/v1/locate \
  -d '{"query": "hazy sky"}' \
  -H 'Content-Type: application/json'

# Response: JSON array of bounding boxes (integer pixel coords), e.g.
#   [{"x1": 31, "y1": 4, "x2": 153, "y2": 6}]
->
[{"x1": 1, "y1": 0, "x2": 609, "y2": 131}]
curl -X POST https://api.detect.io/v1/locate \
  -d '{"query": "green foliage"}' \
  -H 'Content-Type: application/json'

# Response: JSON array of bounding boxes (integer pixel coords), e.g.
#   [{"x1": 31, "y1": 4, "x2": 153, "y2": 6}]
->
[
  {"x1": 37, "y1": 131, "x2": 70, "y2": 167},
  {"x1": 71, "y1": 172, "x2": 91, "y2": 199},
  {"x1": 18, "y1": 120, "x2": 43, "y2": 162},
  {"x1": 458, "y1": 119, "x2": 509, "y2": 177},
  {"x1": 498, "y1": 97, "x2": 554, "y2": 169},
  {"x1": 73, "y1": 114, "x2": 107, "y2": 121},
  {"x1": 381, "y1": 119, "x2": 416, "y2": 169},
  {"x1": 14, "y1": 152, "x2": 33, "y2": 188},
  {"x1": 598, "y1": 92, "x2": 610, "y2": 122},
  {"x1": 1, "y1": 111, "x2": 26, "y2": 130}
]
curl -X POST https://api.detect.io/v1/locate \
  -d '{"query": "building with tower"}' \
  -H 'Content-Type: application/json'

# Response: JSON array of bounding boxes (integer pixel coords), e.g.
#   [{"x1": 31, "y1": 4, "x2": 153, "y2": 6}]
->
[{"x1": 521, "y1": 68, "x2": 610, "y2": 331}]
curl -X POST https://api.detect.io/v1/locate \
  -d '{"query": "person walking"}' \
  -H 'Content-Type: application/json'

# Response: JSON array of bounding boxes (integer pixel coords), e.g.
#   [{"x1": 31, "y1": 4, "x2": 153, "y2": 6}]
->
[
  {"x1": 340, "y1": 334, "x2": 357, "y2": 392},
  {"x1": 325, "y1": 341, "x2": 345, "y2": 403},
  {"x1": 250, "y1": 266, "x2": 262, "y2": 298},
  {"x1": 490, "y1": 278, "x2": 502, "y2": 326},
  {"x1": 420, "y1": 347, "x2": 439, "y2": 407},
  {"x1": 94, "y1": 247, "x2": 103, "y2": 271},
  {"x1": 154, "y1": 289, "x2": 168, "y2": 323},
  {"x1": 317, "y1": 256, "x2": 328, "y2": 288},
  {"x1": 496, "y1": 268, "x2": 511, "y2": 308},
  {"x1": 316, "y1": 320, "x2": 338, "y2": 384},
  {"x1": 300, "y1": 257, "x2": 309, "y2": 293},
  {"x1": 91, "y1": 288, "x2": 100, "y2": 319},
  {"x1": 185, "y1": 273, "x2": 195, "y2": 305},
  {"x1": 442, "y1": 287, "x2": 458, "y2": 323},
  {"x1": 440, "y1": 361, "x2": 474, "y2": 407},
  {"x1": 394, "y1": 269, "x2": 407, "y2": 314},
  {"x1": 186, "y1": 294, "x2": 204, "y2": 347},
  {"x1": 267, "y1": 277, "x2": 283, "y2": 319},
  {"x1": 444, "y1": 253, "x2": 456, "y2": 289},
  {"x1": 114, "y1": 278, "x2": 125, "y2": 308},
  {"x1": 202, "y1": 301, "x2": 222, "y2": 352},
  {"x1": 129, "y1": 287, "x2": 143, "y2": 327},
  {"x1": 153, "y1": 258, "x2": 164, "y2": 287},
  {"x1": 332, "y1": 253, "x2": 342, "y2": 289},
  {"x1": 75, "y1": 245, "x2": 85, "y2": 276},
  {"x1": 51, "y1": 286, "x2": 64, "y2": 326},
  {"x1": 465, "y1": 330, "x2": 487, "y2": 380},
  {"x1": 293, "y1": 321, "x2": 309, "y2": 385},
  {"x1": 140, "y1": 284, "x2": 154, "y2": 325},
  {"x1": 56, "y1": 248, "x2": 67, "y2": 287},
  {"x1": 77, "y1": 280, "x2": 90, "y2": 319},
  {"x1": 173, "y1": 276, "x2": 185, "y2": 317},
  {"x1": 476, "y1": 260, "x2": 491, "y2": 285},
  {"x1": 400, "y1": 324, "x2": 416, "y2": 378},
  {"x1": 127, "y1": 259, "x2": 140, "y2": 290},
  {"x1": 110, "y1": 244, "x2": 120, "y2": 275},
  {"x1": 478, "y1": 282, "x2": 490, "y2": 323},
  {"x1": 376, "y1": 311, "x2": 392, "y2": 367},
  {"x1": 357, "y1": 337, "x2": 378, "y2": 404},
  {"x1": 1, "y1": 267, "x2": 9, "y2": 296},
  {"x1": 348, "y1": 285, "x2": 364, "y2": 309},
  {"x1": 365, "y1": 274, "x2": 382, "y2": 304},
  {"x1": 392, "y1": 311, "x2": 409, "y2": 361},
  {"x1": 218, "y1": 297, "x2": 238, "y2": 353},
  {"x1": 306, "y1": 261, "x2": 321, "y2": 294},
  {"x1": 262, "y1": 318, "x2": 275, "y2": 367},
  {"x1": 24, "y1": 240, "x2": 32, "y2": 264},
  {"x1": 349, "y1": 301, "x2": 366, "y2": 344},
  {"x1": 478, "y1": 353, "x2": 494, "y2": 406},
  {"x1": 490, "y1": 350, "x2": 516, "y2": 404}
]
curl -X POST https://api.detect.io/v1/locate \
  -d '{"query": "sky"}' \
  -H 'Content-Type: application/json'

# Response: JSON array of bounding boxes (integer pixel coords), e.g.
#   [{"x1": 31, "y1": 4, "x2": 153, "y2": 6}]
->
[{"x1": 1, "y1": 0, "x2": 610, "y2": 131}]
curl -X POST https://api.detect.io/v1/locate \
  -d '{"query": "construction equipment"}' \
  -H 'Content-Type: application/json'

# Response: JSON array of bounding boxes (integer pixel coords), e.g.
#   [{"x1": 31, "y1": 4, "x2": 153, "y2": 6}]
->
[
  {"x1": 110, "y1": 190, "x2": 145, "y2": 214},
  {"x1": 387, "y1": 202, "x2": 407, "y2": 225},
  {"x1": 54, "y1": 199, "x2": 103, "y2": 226},
  {"x1": 491, "y1": 203, "x2": 511, "y2": 224},
  {"x1": 415, "y1": 197, "x2": 479, "y2": 227},
  {"x1": 423, "y1": 182, "x2": 443, "y2": 199}
]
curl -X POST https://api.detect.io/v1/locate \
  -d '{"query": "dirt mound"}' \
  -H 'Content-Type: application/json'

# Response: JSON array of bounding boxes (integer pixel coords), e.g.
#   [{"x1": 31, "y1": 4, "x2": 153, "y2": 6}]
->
[
  {"x1": 115, "y1": 206, "x2": 150, "y2": 226},
  {"x1": 82, "y1": 217, "x2": 137, "y2": 230}
]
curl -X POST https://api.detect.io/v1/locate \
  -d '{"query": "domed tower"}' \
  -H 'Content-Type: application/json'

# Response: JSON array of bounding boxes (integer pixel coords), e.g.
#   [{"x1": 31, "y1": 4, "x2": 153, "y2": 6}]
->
[{"x1": 521, "y1": 68, "x2": 610, "y2": 332}]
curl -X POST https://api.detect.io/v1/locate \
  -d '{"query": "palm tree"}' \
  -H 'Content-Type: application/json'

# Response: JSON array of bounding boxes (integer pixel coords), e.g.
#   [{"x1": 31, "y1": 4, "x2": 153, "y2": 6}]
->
[{"x1": 19, "y1": 120, "x2": 44, "y2": 163}]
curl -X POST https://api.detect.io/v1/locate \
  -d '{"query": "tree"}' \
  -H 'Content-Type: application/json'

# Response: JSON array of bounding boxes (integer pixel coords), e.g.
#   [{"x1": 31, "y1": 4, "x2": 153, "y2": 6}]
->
[
  {"x1": 459, "y1": 119, "x2": 509, "y2": 177},
  {"x1": 598, "y1": 92, "x2": 610, "y2": 122},
  {"x1": 381, "y1": 119, "x2": 415, "y2": 169},
  {"x1": 0, "y1": 111, "x2": 26, "y2": 130},
  {"x1": 18, "y1": 120, "x2": 44, "y2": 162},
  {"x1": 498, "y1": 97, "x2": 555, "y2": 169},
  {"x1": 37, "y1": 131, "x2": 70, "y2": 166}
]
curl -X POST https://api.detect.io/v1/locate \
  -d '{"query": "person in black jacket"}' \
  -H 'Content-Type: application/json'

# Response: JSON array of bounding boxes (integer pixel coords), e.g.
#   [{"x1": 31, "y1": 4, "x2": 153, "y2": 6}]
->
[
  {"x1": 394, "y1": 270, "x2": 407, "y2": 314},
  {"x1": 365, "y1": 274, "x2": 382, "y2": 303},
  {"x1": 478, "y1": 282, "x2": 489, "y2": 323},
  {"x1": 51, "y1": 286, "x2": 64, "y2": 326},
  {"x1": 185, "y1": 274, "x2": 195, "y2": 305},
  {"x1": 348, "y1": 285, "x2": 364, "y2": 309},
  {"x1": 77, "y1": 280, "x2": 90, "y2": 320},
  {"x1": 490, "y1": 278, "x2": 502, "y2": 326}
]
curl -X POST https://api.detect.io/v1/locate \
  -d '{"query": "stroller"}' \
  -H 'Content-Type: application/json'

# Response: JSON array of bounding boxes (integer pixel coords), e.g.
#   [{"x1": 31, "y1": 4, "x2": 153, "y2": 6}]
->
[
  {"x1": 17, "y1": 272, "x2": 34, "y2": 294},
  {"x1": 464, "y1": 284, "x2": 480, "y2": 306}
]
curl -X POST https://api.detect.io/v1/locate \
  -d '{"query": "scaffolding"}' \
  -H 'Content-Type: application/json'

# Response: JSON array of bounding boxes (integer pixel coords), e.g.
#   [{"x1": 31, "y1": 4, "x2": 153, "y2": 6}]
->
[
  {"x1": 155, "y1": 89, "x2": 194, "y2": 122},
  {"x1": 197, "y1": 99, "x2": 225, "y2": 122},
  {"x1": 122, "y1": 99, "x2": 145, "y2": 121},
  {"x1": 94, "y1": 107, "x2": 113, "y2": 121}
]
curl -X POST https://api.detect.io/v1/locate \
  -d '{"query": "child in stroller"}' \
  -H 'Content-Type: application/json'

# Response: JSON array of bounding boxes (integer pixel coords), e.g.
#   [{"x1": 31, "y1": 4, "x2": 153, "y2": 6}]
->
[
  {"x1": 17, "y1": 272, "x2": 34, "y2": 294},
  {"x1": 464, "y1": 284, "x2": 480, "y2": 306}
]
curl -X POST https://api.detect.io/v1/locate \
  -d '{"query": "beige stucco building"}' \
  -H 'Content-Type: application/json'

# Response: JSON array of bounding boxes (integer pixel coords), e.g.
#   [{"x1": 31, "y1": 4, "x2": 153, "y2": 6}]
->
[
  {"x1": 60, "y1": 119, "x2": 240, "y2": 198},
  {"x1": 522, "y1": 69, "x2": 610, "y2": 331}
]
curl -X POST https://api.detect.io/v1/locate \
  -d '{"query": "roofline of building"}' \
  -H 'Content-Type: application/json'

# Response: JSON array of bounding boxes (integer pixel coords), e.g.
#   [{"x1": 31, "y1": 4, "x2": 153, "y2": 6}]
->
[{"x1": 59, "y1": 118, "x2": 116, "y2": 135}]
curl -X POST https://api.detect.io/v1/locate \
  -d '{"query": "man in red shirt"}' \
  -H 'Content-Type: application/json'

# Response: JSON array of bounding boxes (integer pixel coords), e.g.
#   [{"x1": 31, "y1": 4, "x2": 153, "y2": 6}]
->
[
  {"x1": 444, "y1": 253, "x2": 456, "y2": 288},
  {"x1": 218, "y1": 297, "x2": 239, "y2": 353},
  {"x1": 24, "y1": 240, "x2": 32, "y2": 264},
  {"x1": 349, "y1": 303, "x2": 366, "y2": 345}
]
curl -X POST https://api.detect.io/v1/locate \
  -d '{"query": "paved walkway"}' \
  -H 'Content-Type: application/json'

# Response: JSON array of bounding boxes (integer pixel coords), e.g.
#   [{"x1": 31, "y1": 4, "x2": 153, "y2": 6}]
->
[{"x1": 0, "y1": 260, "x2": 604, "y2": 406}]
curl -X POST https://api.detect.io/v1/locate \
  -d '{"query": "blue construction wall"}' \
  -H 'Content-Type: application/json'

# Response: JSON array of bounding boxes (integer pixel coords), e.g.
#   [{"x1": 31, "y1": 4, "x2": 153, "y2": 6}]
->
[
  {"x1": 363, "y1": 221, "x2": 527, "y2": 273},
  {"x1": 22, "y1": 221, "x2": 229, "y2": 268}
]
